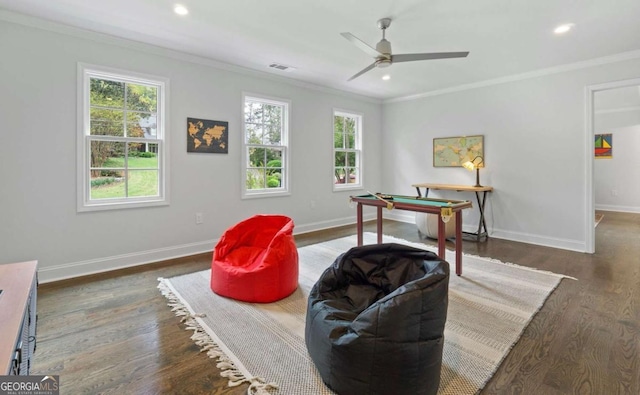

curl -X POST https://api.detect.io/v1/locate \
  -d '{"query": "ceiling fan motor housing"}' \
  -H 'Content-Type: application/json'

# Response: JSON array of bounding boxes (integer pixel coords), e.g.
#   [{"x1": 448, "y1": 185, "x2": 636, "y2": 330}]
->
[{"x1": 376, "y1": 39, "x2": 392, "y2": 57}]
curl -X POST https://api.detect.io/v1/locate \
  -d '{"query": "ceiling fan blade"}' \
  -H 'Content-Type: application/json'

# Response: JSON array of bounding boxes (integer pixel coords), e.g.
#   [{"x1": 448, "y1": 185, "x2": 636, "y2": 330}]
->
[
  {"x1": 347, "y1": 62, "x2": 377, "y2": 81},
  {"x1": 392, "y1": 52, "x2": 469, "y2": 63},
  {"x1": 341, "y1": 32, "x2": 382, "y2": 58}
]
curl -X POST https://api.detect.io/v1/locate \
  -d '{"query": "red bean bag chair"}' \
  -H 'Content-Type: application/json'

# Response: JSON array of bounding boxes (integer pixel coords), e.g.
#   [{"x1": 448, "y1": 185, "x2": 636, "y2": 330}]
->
[{"x1": 210, "y1": 215, "x2": 299, "y2": 303}]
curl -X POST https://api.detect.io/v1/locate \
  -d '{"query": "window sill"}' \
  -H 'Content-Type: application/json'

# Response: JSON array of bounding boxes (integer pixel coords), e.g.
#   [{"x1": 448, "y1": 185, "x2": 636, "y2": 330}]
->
[
  {"x1": 77, "y1": 198, "x2": 169, "y2": 212},
  {"x1": 242, "y1": 190, "x2": 291, "y2": 199}
]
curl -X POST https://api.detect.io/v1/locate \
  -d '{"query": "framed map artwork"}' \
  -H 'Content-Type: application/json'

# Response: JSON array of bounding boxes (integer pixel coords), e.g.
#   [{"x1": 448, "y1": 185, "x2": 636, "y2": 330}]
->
[
  {"x1": 594, "y1": 133, "x2": 612, "y2": 159},
  {"x1": 433, "y1": 135, "x2": 484, "y2": 167},
  {"x1": 187, "y1": 117, "x2": 229, "y2": 153}
]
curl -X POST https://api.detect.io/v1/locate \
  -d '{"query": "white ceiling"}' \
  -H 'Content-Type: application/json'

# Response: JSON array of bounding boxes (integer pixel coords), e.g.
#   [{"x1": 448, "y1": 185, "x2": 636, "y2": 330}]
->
[{"x1": 2, "y1": 0, "x2": 640, "y2": 100}]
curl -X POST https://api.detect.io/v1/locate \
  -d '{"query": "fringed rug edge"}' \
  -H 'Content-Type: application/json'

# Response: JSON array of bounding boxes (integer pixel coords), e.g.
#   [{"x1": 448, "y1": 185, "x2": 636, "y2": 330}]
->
[{"x1": 157, "y1": 277, "x2": 279, "y2": 395}]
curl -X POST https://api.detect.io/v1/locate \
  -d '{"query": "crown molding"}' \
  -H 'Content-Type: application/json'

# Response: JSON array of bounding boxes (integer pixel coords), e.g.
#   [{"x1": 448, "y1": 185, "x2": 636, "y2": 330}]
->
[
  {"x1": 385, "y1": 50, "x2": 640, "y2": 104},
  {"x1": 595, "y1": 105, "x2": 640, "y2": 115},
  {"x1": 0, "y1": 9, "x2": 382, "y2": 105},
  {"x1": 3, "y1": 8, "x2": 639, "y2": 106}
]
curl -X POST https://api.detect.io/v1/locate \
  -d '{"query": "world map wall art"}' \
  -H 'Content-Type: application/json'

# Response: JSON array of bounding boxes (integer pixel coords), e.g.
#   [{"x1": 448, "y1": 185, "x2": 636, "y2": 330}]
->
[
  {"x1": 594, "y1": 133, "x2": 612, "y2": 159},
  {"x1": 433, "y1": 135, "x2": 484, "y2": 167},
  {"x1": 187, "y1": 117, "x2": 229, "y2": 153}
]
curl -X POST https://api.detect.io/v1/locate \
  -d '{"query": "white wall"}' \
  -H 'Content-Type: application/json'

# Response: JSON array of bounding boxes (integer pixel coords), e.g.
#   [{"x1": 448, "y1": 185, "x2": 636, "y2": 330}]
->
[
  {"x1": 0, "y1": 16, "x2": 382, "y2": 282},
  {"x1": 382, "y1": 58, "x2": 640, "y2": 251}
]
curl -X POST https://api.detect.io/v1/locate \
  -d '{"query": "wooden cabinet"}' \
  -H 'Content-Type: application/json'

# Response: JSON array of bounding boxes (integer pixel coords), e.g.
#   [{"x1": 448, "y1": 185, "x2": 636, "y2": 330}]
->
[{"x1": 0, "y1": 261, "x2": 38, "y2": 375}]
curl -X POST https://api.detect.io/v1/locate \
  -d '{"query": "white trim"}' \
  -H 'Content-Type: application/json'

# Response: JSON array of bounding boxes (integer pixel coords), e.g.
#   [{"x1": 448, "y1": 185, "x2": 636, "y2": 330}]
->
[
  {"x1": 584, "y1": 85, "x2": 595, "y2": 253},
  {"x1": 241, "y1": 92, "x2": 291, "y2": 199},
  {"x1": 38, "y1": 239, "x2": 216, "y2": 283},
  {"x1": 4, "y1": 9, "x2": 640, "y2": 104},
  {"x1": 585, "y1": 77, "x2": 640, "y2": 254},
  {"x1": 332, "y1": 108, "x2": 363, "y2": 191},
  {"x1": 387, "y1": 49, "x2": 640, "y2": 103},
  {"x1": 77, "y1": 63, "x2": 170, "y2": 212},
  {"x1": 595, "y1": 204, "x2": 640, "y2": 214},
  {"x1": 595, "y1": 106, "x2": 640, "y2": 115},
  {"x1": 385, "y1": 211, "x2": 586, "y2": 252},
  {"x1": 39, "y1": 214, "x2": 378, "y2": 283}
]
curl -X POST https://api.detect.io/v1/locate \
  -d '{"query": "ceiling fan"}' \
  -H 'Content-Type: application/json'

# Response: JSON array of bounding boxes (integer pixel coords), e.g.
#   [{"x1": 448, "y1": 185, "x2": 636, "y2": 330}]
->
[{"x1": 341, "y1": 18, "x2": 469, "y2": 81}]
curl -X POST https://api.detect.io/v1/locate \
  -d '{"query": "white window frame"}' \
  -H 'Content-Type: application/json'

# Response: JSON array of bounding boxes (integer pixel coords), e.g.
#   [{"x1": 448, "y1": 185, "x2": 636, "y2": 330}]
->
[
  {"x1": 77, "y1": 63, "x2": 170, "y2": 212},
  {"x1": 241, "y1": 93, "x2": 291, "y2": 199},
  {"x1": 333, "y1": 109, "x2": 363, "y2": 191}
]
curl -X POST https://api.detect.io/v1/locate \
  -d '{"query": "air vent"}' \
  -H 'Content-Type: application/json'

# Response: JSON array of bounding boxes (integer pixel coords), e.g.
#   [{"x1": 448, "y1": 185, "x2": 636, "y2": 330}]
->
[{"x1": 269, "y1": 63, "x2": 297, "y2": 72}]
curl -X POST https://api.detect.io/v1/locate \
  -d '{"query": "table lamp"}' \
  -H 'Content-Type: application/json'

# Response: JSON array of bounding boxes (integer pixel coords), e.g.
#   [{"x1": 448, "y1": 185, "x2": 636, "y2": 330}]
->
[{"x1": 462, "y1": 155, "x2": 484, "y2": 187}]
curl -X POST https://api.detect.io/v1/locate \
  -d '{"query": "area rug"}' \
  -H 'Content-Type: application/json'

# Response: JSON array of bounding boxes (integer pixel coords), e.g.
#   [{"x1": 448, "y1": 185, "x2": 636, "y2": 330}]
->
[{"x1": 158, "y1": 233, "x2": 571, "y2": 395}]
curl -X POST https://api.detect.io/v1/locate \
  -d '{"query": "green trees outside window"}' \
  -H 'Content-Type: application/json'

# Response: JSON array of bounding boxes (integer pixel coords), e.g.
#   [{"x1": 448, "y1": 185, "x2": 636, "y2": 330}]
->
[
  {"x1": 334, "y1": 112, "x2": 361, "y2": 186},
  {"x1": 88, "y1": 75, "x2": 161, "y2": 199},
  {"x1": 244, "y1": 97, "x2": 287, "y2": 192}
]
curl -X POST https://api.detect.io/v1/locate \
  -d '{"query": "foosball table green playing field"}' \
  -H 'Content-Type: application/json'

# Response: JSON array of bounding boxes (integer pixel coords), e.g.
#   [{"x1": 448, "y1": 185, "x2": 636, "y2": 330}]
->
[{"x1": 350, "y1": 193, "x2": 473, "y2": 275}]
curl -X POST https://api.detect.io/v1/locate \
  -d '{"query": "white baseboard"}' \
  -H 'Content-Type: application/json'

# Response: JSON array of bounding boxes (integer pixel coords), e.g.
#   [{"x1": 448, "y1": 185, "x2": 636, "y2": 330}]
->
[
  {"x1": 39, "y1": 210, "x2": 588, "y2": 283},
  {"x1": 38, "y1": 240, "x2": 217, "y2": 283},
  {"x1": 294, "y1": 213, "x2": 376, "y2": 235},
  {"x1": 595, "y1": 204, "x2": 640, "y2": 213},
  {"x1": 489, "y1": 228, "x2": 586, "y2": 252},
  {"x1": 387, "y1": 211, "x2": 587, "y2": 252},
  {"x1": 39, "y1": 214, "x2": 378, "y2": 284}
]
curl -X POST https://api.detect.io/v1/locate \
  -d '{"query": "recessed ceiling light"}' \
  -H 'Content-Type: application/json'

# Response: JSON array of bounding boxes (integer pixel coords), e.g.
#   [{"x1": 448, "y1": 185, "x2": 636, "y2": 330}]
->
[
  {"x1": 554, "y1": 23, "x2": 574, "y2": 34},
  {"x1": 382, "y1": 75, "x2": 391, "y2": 81},
  {"x1": 174, "y1": 4, "x2": 189, "y2": 16}
]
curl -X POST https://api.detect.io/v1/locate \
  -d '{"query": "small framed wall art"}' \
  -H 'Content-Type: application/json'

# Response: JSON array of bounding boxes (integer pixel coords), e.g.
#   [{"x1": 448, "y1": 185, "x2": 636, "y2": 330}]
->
[
  {"x1": 187, "y1": 117, "x2": 229, "y2": 153},
  {"x1": 594, "y1": 133, "x2": 612, "y2": 159}
]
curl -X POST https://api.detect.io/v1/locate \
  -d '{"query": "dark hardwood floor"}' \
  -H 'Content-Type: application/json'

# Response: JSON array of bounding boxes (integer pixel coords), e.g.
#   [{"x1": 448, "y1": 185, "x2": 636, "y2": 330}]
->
[{"x1": 32, "y1": 211, "x2": 640, "y2": 394}]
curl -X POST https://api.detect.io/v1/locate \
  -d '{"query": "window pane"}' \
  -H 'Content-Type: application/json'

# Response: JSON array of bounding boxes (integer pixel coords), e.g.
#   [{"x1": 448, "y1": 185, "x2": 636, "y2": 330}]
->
[
  {"x1": 126, "y1": 83, "x2": 157, "y2": 112},
  {"x1": 266, "y1": 149, "x2": 283, "y2": 189},
  {"x1": 90, "y1": 78, "x2": 124, "y2": 108},
  {"x1": 127, "y1": 170, "x2": 159, "y2": 197},
  {"x1": 335, "y1": 167, "x2": 346, "y2": 184},
  {"x1": 245, "y1": 102, "x2": 263, "y2": 124},
  {"x1": 347, "y1": 168, "x2": 359, "y2": 184},
  {"x1": 344, "y1": 117, "x2": 356, "y2": 133},
  {"x1": 90, "y1": 176, "x2": 125, "y2": 199},
  {"x1": 335, "y1": 151, "x2": 346, "y2": 167},
  {"x1": 127, "y1": 114, "x2": 157, "y2": 138},
  {"x1": 246, "y1": 124, "x2": 263, "y2": 144},
  {"x1": 91, "y1": 141, "x2": 125, "y2": 169},
  {"x1": 334, "y1": 130, "x2": 344, "y2": 149},
  {"x1": 345, "y1": 132, "x2": 356, "y2": 149},
  {"x1": 263, "y1": 104, "x2": 282, "y2": 124},
  {"x1": 90, "y1": 108, "x2": 124, "y2": 136},
  {"x1": 128, "y1": 142, "x2": 158, "y2": 168},
  {"x1": 248, "y1": 147, "x2": 266, "y2": 167},
  {"x1": 265, "y1": 124, "x2": 281, "y2": 145},
  {"x1": 90, "y1": 140, "x2": 125, "y2": 200},
  {"x1": 347, "y1": 152, "x2": 356, "y2": 167},
  {"x1": 246, "y1": 168, "x2": 265, "y2": 190}
]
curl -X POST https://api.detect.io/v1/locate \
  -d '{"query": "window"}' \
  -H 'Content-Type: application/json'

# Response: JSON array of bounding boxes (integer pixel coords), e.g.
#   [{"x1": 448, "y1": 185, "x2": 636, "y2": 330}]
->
[
  {"x1": 77, "y1": 64, "x2": 169, "y2": 211},
  {"x1": 242, "y1": 94, "x2": 290, "y2": 198},
  {"x1": 333, "y1": 110, "x2": 362, "y2": 189}
]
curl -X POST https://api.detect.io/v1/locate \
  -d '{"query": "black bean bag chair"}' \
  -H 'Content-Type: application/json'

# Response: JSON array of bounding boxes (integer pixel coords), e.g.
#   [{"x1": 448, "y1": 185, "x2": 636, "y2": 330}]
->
[{"x1": 305, "y1": 243, "x2": 449, "y2": 395}]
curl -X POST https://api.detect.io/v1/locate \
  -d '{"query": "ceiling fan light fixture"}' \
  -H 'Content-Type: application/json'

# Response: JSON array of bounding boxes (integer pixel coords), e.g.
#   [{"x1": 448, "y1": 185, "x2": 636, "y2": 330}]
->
[
  {"x1": 376, "y1": 59, "x2": 392, "y2": 68},
  {"x1": 174, "y1": 4, "x2": 189, "y2": 15},
  {"x1": 382, "y1": 75, "x2": 391, "y2": 81},
  {"x1": 554, "y1": 23, "x2": 574, "y2": 34}
]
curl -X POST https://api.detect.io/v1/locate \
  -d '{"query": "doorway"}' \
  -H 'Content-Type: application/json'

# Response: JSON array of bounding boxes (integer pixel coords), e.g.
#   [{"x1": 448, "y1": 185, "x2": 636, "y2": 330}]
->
[{"x1": 586, "y1": 77, "x2": 640, "y2": 252}]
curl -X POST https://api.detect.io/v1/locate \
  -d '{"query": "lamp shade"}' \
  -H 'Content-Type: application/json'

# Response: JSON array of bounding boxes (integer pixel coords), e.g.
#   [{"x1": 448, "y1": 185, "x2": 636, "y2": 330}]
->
[
  {"x1": 462, "y1": 155, "x2": 484, "y2": 187},
  {"x1": 462, "y1": 160, "x2": 476, "y2": 171}
]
